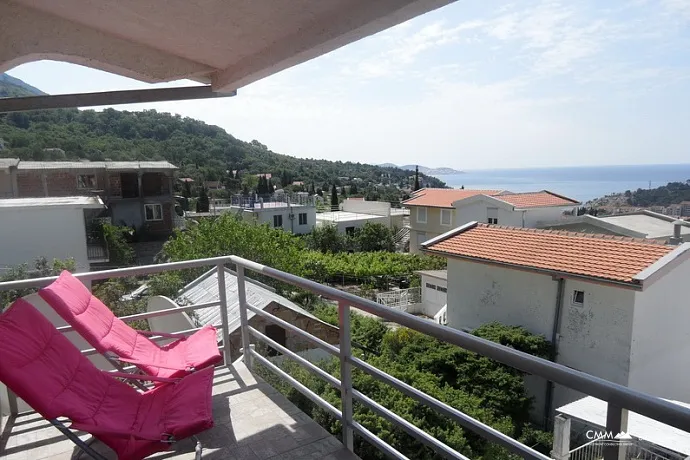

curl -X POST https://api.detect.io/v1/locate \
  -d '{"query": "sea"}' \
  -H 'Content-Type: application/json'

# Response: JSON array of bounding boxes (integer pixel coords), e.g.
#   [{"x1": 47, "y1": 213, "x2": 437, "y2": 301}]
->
[{"x1": 435, "y1": 164, "x2": 690, "y2": 203}]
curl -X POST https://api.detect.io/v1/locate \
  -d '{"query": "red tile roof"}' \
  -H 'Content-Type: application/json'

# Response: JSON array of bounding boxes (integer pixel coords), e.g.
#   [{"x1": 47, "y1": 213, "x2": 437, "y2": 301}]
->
[
  {"x1": 424, "y1": 223, "x2": 673, "y2": 284},
  {"x1": 403, "y1": 189, "x2": 502, "y2": 208},
  {"x1": 495, "y1": 191, "x2": 579, "y2": 208}
]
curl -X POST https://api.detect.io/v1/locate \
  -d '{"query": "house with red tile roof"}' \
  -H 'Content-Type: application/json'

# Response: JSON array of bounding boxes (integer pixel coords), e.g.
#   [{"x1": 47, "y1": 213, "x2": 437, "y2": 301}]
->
[
  {"x1": 423, "y1": 221, "x2": 690, "y2": 414},
  {"x1": 402, "y1": 188, "x2": 580, "y2": 253}
]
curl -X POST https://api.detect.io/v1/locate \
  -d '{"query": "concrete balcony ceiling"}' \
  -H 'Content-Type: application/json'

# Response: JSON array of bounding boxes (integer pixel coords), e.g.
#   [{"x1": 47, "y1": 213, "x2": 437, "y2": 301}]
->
[{"x1": 0, "y1": 0, "x2": 453, "y2": 92}]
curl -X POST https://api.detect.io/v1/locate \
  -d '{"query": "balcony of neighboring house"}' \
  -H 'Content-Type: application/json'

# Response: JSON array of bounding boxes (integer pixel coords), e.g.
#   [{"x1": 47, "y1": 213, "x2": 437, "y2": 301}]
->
[
  {"x1": 108, "y1": 171, "x2": 172, "y2": 202},
  {"x1": 2, "y1": 256, "x2": 690, "y2": 460}
]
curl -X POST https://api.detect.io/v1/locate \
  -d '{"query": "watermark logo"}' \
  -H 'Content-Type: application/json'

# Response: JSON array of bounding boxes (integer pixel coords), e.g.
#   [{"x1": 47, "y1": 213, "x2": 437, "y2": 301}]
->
[{"x1": 585, "y1": 430, "x2": 634, "y2": 446}]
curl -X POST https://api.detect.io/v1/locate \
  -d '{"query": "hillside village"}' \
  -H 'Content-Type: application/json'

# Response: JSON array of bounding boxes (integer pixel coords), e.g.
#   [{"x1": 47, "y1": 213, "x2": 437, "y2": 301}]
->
[{"x1": 2, "y1": 3, "x2": 690, "y2": 460}]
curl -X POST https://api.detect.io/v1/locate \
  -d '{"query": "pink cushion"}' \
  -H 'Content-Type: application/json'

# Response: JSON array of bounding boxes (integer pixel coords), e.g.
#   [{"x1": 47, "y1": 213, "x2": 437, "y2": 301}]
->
[
  {"x1": 39, "y1": 271, "x2": 222, "y2": 378},
  {"x1": 0, "y1": 299, "x2": 214, "y2": 460}
]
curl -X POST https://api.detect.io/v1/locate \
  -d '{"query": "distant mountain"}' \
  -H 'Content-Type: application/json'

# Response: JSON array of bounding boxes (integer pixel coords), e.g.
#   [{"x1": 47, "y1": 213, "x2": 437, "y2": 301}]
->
[
  {"x1": 0, "y1": 73, "x2": 45, "y2": 98},
  {"x1": 380, "y1": 163, "x2": 464, "y2": 175}
]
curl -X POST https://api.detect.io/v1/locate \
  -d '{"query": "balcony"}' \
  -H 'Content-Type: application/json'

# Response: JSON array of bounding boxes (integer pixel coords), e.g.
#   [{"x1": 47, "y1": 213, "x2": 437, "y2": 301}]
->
[{"x1": 2, "y1": 256, "x2": 690, "y2": 460}]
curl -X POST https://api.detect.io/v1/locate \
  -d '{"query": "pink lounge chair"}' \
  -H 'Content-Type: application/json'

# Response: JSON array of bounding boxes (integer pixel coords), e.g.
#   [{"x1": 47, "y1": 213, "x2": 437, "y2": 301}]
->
[
  {"x1": 39, "y1": 271, "x2": 222, "y2": 380},
  {"x1": 0, "y1": 299, "x2": 215, "y2": 460}
]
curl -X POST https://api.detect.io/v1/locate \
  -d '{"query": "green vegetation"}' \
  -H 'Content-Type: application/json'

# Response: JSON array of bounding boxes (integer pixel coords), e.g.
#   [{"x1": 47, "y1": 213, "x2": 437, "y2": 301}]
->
[
  {"x1": 161, "y1": 215, "x2": 445, "y2": 291},
  {"x1": 0, "y1": 73, "x2": 44, "y2": 98},
  {"x1": 305, "y1": 222, "x2": 395, "y2": 253},
  {"x1": 625, "y1": 180, "x2": 690, "y2": 207},
  {"x1": 258, "y1": 306, "x2": 553, "y2": 459},
  {"x1": 0, "y1": 258, "x2": 76, "y2": 311},
  {"x1": 101, "y1": 223, "x2": 135, "y2": 265},
  {"x1": 0, "y1": 106, "x2": 446, "y2": 197}
]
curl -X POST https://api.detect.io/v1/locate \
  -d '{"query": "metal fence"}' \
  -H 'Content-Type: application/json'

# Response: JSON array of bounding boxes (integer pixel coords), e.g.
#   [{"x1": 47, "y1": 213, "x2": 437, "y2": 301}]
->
[
  {"x1": 376, "y1": 287, "x2": 421, "y2": 309},
  {"x1": 2, "y1": 256, "x2": 690, "y2": 460}
]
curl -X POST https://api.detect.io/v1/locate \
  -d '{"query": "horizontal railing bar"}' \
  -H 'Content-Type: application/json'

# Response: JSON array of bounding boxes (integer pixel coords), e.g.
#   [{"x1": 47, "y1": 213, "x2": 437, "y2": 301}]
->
[
  {"x1": 353, "y1": 389, "x2": 469, "y2": 460},
  {"x1": 231, "y1": 255, "x2": 690, "y2": 434},
  {"x1": 351, "y1": 420, "x2": 410, "y2": 460},
  {"x1": 249, "y1": 349, "x2": 342, "y2": 420},
  {"x1": 245, "y1": 303, "x2": 340, "y2": 356},
  {"x1": 0, "y1": 256, "x2": 235, "y2": 291},
  {"x1": 248, "y1": 326, "x2": 341, "y2": 389},
  {"x1": 56, "y1": 301, "x2": 219, "y2": 332},
  {"x1": 349, "y1": 355, "x2": 549, "y2": 460}
]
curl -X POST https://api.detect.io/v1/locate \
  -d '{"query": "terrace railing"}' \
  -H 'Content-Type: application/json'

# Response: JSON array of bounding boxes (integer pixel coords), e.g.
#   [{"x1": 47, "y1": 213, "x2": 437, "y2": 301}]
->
[{"x1": 2, "y1": 256, "x2": 690, "y2": 460}]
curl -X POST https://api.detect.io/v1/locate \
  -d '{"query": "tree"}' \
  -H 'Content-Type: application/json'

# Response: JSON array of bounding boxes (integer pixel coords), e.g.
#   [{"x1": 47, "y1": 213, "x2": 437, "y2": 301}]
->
[
  {"x1": 309, "y1": 183, "x2": 316, "y2": 195},
  {"x1": 304, "y1": 223, "x2": 346, "y2": 253},
  {"x1": 350, "y1": 183, "x2": 358, "y2": 195},
  {"x1": 331, "y1": 184, "x2": 338, "y2": 209},
  {"x1": 341, "y1": 186, "x2": 347, "y2": 198},
  {"x1": 196, "y1": 186, "x2": 210, "y2": 212},
  {"x1": 354, "y1": 222, "x2": 395, "y2": 252},
  {"x1": 0, "y1": 258, "x2": 77, "y2": 311},
  {"x1": 414, "y1": 165, "x2": 420, "y2": 191}
]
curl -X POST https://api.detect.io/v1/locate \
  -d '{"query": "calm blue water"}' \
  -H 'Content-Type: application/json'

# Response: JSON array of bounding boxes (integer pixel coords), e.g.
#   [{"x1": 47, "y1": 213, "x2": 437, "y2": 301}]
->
[{"x1": 436, "y1": 164, "x2": 690, "y2": 203}]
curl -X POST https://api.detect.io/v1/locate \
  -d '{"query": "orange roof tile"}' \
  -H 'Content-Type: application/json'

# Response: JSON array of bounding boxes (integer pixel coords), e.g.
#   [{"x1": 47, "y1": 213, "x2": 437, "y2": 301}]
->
[
  {"x1": 424, "y1": 223, "x2": 673, "y2": 284},
  {"x1": 495, "y1": 191, "x2": 580, "y2": 208},
  {"x1": 403, "y1": 188, "x2": 502, "y2": 208}
]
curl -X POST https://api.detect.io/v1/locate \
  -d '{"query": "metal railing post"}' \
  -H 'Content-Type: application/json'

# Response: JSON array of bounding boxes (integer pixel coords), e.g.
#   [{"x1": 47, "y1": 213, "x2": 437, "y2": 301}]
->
[
  {"x1": 216, "y1": 263, "x2": 232, "y2": 366},
  {"x1": 338, "y1": 300, "x2": 354, "y2": 451},
  {"x1": 604, "y1": 403, "x2": 628, "y2": 460},
  {"x1": 236, "y1": 265, "x2": 252, "y2": 369}
]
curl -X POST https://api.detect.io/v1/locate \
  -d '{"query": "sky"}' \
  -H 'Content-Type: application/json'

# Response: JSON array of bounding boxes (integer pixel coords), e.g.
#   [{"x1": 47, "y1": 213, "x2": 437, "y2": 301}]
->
[{"x1": 6, "y1": 0, "x2": 690, "y2": 170}]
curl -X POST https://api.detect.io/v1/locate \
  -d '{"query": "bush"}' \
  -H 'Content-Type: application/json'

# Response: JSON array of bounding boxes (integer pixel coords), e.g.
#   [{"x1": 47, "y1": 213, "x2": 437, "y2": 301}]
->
[
  {"x1": 354, "y1": 222, "x2": 395, "y2": 252},
  {"x1": 102, "y1": 223, "x2": 135, "y2": 265},
  {"x1": 0, "y1": 257, "x2": 76, "y2": 311}
]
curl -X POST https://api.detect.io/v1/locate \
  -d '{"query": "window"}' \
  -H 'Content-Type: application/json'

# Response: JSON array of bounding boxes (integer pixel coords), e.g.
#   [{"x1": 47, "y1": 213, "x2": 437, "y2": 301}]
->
[
  {"x1": 440, "y1": 209, "x2": 452, "y2": 226},
  {"x1": 417, "y1": 232, "x2": 427, "y2": 247},
  {"x1": 345, "y1": 226, "x2": 355, "y2": 236},
  {"x1": 298, "y1": 212, "x2": 308, "y2": 225},
  {"x1": 273, "y1": 214, "x2": 283, "y2": 228},
  {"x1": 437, "y1": 286, "x2": 447, "y2": 293},
  {"x1": 417, "y1": 207, "x2": 427, "y2": 224},
  {"x1": 77, "y1": 174, "x2": 96, "y2": 189},
  {"x1": 572, "y1": 290, "x2": 585, "y2": 306},
  {"x1": 144, "y1": 203, "x2": 163, "y2": 221},
  {"x1": 426, "y1": 282, "x2": 437, "y2": 290},
  {"x1": 487, "y1": 207, "x2": 498, "y2": 225}
]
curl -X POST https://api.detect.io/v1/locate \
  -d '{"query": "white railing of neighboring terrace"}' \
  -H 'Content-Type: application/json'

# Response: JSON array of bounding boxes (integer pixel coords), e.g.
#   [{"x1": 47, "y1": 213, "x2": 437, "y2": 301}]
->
[
  {"x1": 3, "y1": 256, "x2": 690, "y2": 460},
  {"x1": 376, "y1": 287, "x2": 421, "y2": 310}
]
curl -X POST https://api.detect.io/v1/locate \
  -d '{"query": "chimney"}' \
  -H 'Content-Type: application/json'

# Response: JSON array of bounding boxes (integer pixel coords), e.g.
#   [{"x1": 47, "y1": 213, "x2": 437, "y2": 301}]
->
[{"x1": 669, "y1": 220, "x2": 684, "y2": 245}]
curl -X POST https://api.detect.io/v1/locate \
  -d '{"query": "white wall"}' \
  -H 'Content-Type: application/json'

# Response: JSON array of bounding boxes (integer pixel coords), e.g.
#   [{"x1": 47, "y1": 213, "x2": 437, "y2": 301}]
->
[
  {"x1": 0, "y1": 206, "x2": 91, "y2": 272},
  {"x1": 342, "y1": 199, "x2": 391, "y2": 216},
  {"x1": 553, "y1": 278, "x2": 635, "y2": 408},
  {"x1": 252, "y1": 206, "x2": 316, "y2": 234},
  {"x1": 454, "y1": 201, "x2": 523, "y2": 227},
  {"x1": 317, "y1": 215, "x2": 390, "y2": 234},
  {"x1": 446, "y1": 259, "x2": 558, "y2": 337},
  {"x1": 453, "y1": 200, "x2": 575, "y2": 228},
  {"x1": 420, "y1": 274, "x2": 447, "y2": 317},
  {"x1": 628, "y1": 258, "x2": 690, "y2": 401},
  {"x1": 446, "y1": 258, "x2": 636, "y2": 410}
]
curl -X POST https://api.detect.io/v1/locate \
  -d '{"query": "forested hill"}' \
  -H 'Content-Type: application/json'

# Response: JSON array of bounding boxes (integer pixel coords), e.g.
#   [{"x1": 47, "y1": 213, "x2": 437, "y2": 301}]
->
[
  {"x1": 0, "y1": 106, "x2": 447, "y2": 192},
  {"x1": 0, "y1": 73, "x2": 45, "y2": 97},
  {"x1": 625, "y1": 181, "x2": 690, "y2": 206}
]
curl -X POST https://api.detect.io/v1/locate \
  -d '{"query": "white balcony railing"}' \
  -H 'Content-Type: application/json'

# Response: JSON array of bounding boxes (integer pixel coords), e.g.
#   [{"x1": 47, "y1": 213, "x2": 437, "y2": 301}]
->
[{"x1": 2, "y1": 256, "x2": 690, "y2": 460}]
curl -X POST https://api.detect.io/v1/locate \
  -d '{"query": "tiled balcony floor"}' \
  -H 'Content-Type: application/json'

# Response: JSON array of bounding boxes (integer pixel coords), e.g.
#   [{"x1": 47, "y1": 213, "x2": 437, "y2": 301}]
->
[{"x1": 0, "y1": 362, "x2": 359, "y2": 460}]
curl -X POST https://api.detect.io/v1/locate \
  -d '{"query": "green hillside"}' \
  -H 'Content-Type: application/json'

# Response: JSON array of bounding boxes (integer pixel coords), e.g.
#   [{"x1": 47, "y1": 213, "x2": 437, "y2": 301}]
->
[
  {"x1": 0, "y1": 78, "x2": 446, "y2": 198},
  {"x1": 0, "y1": 73, "x2": 45, "y2": 98}
]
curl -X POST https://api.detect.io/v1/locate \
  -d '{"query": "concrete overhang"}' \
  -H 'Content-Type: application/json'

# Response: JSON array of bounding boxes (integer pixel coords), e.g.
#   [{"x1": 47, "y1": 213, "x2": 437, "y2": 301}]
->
[{"x1": 0, "y1": 0, "x2": 454, "y2": 92}]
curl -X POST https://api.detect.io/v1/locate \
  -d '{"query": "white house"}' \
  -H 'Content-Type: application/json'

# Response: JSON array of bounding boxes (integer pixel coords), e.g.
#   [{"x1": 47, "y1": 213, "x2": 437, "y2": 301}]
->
[
  {"x1": 403, "y1": 188, "x2": 579, "y2": 254},
  {"x1": 423, "y1": 221, "x2": 690, "y2": 415},
  {"x1": 316, "y1": 198, "x2": 406, "y2": 234},
  {"x1": 452, "y1": 190, "x2": 580, "y2": 228},
  {"x1": 0, "y1": 196, "x2": 107, "y2": 272},
  {"x1": 233, "y1": 201, "x2": 316, "y2": 235}
]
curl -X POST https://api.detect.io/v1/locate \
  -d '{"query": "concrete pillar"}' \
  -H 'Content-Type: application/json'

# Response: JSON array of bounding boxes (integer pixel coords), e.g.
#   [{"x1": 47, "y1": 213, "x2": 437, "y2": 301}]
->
[{"x1": 551, "y1": 414, "x2": 571, "y2": 460}]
